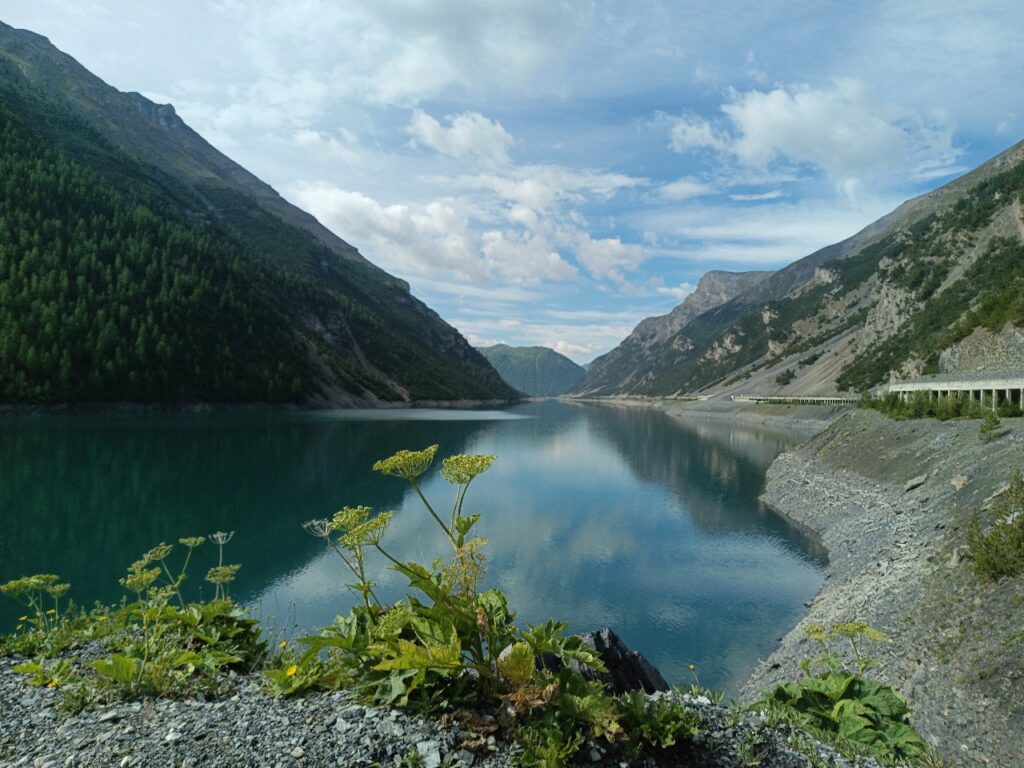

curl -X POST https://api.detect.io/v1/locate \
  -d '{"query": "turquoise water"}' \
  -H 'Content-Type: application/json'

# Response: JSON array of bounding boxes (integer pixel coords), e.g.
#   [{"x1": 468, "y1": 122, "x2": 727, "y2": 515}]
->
[{"x1": 0, "y1": 401, "x2": 824, "y2": 693}]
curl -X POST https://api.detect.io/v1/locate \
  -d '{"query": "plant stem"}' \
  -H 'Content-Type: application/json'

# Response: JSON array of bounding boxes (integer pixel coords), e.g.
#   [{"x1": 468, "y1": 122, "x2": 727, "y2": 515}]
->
[{"x1": 410, "y1": 479, "x2": 458, "y2": 550}]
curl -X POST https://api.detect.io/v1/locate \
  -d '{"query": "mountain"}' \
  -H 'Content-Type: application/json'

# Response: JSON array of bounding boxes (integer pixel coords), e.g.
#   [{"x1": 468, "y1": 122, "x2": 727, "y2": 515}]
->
[
  {"x1": 476, "y1": 345, "x2": 586, "y2": 396},
  {"x1": 0, "y1": 22, "x2": 517, "y2": 406},
  {"x1": 575, "y1": 140, "x2": 1024, "y2": 398},
  {"x1": 574, "y1": 270, "x2": 770, "y2": 395}
]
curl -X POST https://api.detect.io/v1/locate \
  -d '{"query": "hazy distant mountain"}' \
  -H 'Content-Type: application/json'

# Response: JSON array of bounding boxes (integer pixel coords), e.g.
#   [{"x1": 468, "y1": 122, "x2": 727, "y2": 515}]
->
[
  {"x1": 573, "y1": 139, "x2": 1024, "y2": 397},
  {"x1": 0, "y1": 21, "x2": 516, "y2": 405},
  {"x1": 573, "y1": 270, "x2": 771, "y2": 396},
  {"x1": 476, "y1": 345, "x2": 586, "y2": 396}
]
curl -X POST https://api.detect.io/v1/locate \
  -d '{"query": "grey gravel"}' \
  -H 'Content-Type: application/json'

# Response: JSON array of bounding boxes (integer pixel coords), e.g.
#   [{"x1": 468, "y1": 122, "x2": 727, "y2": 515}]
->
[
  {"x1": 0, "y1": 658, "x2": 890, "y2": 767},
  {"x1": 746, "y1": 410, "x2": 1024, "y2": 767}
]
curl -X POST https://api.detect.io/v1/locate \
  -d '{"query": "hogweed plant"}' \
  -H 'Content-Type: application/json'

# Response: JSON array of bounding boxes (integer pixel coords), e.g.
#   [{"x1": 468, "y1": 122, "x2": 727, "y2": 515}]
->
[
  {"x1": 755, "y1": 621, "x2": 928, "y2": 765},
  {"x1": 272, "y1": 444, "x2": 718, "y2": 766},
  {"x1": 2, "y1": 533, "x2": 263, "y2": 710}
]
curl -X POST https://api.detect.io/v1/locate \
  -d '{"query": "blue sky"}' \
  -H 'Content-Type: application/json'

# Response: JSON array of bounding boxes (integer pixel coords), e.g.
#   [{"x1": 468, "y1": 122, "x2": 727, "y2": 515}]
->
[{"x1": 3, "y1": 1, "x2": 1022, "y2": 362}]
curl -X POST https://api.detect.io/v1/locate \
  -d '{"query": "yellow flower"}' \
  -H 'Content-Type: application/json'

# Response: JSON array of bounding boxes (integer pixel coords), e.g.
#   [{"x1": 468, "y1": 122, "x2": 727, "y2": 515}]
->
[
  {"x1": 285, "y1": 665, "x2": 298, "y2": 677},
  {"x1": 46, "y1": 609, "x2": 56, "y2": 615},
  {"x1": 278, "y1": 641, "x2": 287, "y2": 648},
  {"x1": 18, "y1": 615, "x2": 27, "y2": 621},
  {"x1": 97, "y1": 615, "x2": 108, "y2": 622},
  {"x1": 46, "y1": 678, "x2": 60, "y2": 689},
  {"x1": 372, "y1": 445, "x2": 438, "y2": 481}
]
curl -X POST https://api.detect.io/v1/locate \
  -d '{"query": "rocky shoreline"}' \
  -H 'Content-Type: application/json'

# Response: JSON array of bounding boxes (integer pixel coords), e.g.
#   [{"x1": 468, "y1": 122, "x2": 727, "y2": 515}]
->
[
  {"x1": 1, "y1": 648, "x2": 887, "y2": 768},
  {"x1": 745, "y1": 410, "x2": 1024, "y2": 767}
]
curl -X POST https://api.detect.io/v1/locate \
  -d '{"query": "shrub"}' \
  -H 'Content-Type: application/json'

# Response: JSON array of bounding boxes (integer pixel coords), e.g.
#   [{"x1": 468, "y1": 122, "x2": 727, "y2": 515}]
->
[
  {"x1": 775, "y1": 369, "x2": 796, "y2": 385},
  {"x1": 979, "y1": 410, "x2": 1001, "y2": 443},
  {"x1": 967, "y1": 470, "x2": 1024, "y2": 579}
]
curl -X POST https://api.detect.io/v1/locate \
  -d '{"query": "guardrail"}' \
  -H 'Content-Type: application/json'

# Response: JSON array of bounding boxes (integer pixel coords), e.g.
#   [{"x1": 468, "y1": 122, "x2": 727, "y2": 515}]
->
[{"x1": 731, "y1": 394, "x2": 859, "y2": 405}]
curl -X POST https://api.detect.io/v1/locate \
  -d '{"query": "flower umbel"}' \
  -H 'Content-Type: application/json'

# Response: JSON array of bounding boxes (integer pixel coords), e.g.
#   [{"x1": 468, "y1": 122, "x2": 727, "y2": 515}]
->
[
  {"x1": 441, "y1": 454, "x2": 496, "y2": 485},
  {"x1": 372, "y1": 445, "x2": 438, "y2": 481}
]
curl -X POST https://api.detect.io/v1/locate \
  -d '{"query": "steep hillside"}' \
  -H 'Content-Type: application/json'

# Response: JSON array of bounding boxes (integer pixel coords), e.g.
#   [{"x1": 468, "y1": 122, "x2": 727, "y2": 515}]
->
[
  {"x1": 592, "y1": 140, "x2": 1024, "y2": 397},
  {"x1": 574, "y1": 270, "x2": 770, "y2": 396},
  {"x1": 476, "y1": 344, "x2": 585, "y2": 396},
  {"x1": 0, "y1": 22, "x2": 516, "y2": 406}
]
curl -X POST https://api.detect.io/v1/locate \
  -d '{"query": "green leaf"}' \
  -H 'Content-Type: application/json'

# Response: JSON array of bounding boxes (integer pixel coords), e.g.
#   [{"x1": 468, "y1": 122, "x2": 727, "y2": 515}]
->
[{"x1": 91, "y1": 654, "x2": 140, "y2": 684}]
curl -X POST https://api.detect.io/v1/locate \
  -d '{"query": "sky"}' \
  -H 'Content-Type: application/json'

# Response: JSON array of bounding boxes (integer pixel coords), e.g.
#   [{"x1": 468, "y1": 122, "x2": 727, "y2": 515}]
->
[{"x1": 2, "y1": 1, "x2": 1022, "y2": 363}]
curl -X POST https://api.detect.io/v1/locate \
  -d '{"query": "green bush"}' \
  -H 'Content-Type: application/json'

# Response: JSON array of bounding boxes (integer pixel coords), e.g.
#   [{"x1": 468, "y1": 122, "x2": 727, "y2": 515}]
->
[
  {"x1": 967, "y1": 471, "x2": 1024, "y2": 579},
  {"x1": 775, "y1": 369, "x2": 796, "y2": 385},
  {"x1": 979, "y1": 411, "x2": 1002, "y2": 443}
]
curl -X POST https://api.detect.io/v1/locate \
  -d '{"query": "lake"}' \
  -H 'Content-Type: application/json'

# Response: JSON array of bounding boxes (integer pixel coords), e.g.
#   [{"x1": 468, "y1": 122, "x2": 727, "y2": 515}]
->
[{"x1": 0, "y1": 400, "x2": 824, "y2": 694}]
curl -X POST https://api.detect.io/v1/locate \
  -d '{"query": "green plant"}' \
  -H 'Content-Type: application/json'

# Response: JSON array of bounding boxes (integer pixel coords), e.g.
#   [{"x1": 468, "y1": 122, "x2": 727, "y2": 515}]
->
[
  {"x1": 0, "y1": 573, "x2": 70, "y2": 635},
  {"x1": 775, "y1": 369, "x2": 796, "y2": 385},
  {"x1": 979, "y1": 410, "x2": 1001, "y2": 443},
  {"x1": 967, "y1": 470, "x2": 1024, "y2": 579},
  {"x1": 272, "y1": 447, "x2": 605, "y2": 709},
  {"x1": 3, "y1": 534, "x2": 264, "y2": 710},
  {"x1": 268, "y1": 445, "x2": 715, "y2": 765},
  {"x1": 754, "y1": 622, "x2": 928, "y2": 764}
]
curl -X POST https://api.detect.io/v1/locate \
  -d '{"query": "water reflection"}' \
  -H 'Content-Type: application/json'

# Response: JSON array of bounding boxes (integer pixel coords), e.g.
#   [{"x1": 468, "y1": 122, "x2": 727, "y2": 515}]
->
[{"x1": 0, "y1": 402, "x2": 822, "y2": 695}]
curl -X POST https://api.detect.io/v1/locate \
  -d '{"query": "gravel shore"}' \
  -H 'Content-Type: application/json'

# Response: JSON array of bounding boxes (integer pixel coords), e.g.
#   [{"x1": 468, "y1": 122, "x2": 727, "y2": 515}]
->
[
  {"x1": 0, "y1": 656, "x2": 892, "y2": 768},
  {"x1": 745, "y1": 410, "x2": 1024, "y2": 767}
]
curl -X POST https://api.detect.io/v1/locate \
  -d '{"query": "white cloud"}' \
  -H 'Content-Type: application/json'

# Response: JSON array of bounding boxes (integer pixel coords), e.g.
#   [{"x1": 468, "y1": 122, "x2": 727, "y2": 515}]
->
[
  {"x1": 480, "y1": 230, "x2": 579, "y2": 283},
  {"x1": 285, "y1": 181, "x2": 581, "y2": 287},
  {"x1": 574, "y1": 236, "x2": 646, "y2": 285},
  {"x1": 634, "y1": 196, "x2": 899, "y2": 266},
  {"x1": 286, "y1": 182, "x2": 487, "y2": 282},
  {"x1": 669, "y1": 79, "x2": 964, "y2": 192},
  {"x1": 658, "y1": 177, "x2": 715, "y2": 201},
  {"x1": 668, "y1": 115, "x2": 729, "y2": 154},
  {"x1": 729, "y1": 190, "x2": 783, "y2": 201},
  {"x1": 463, "y1": 166, "x2": 645, "y2": 215},
  {"x1": 408, "y1": 110, "x2": 514, "y2": 165},
  {"x1": 656, "y1": 282, "x2": 696, "y2": 300},
  {"x1": 551, "y1": 340, "x2": 593, "y2": 357},
  {"x1": 292, "y1": 129, "x2": 362, "y2": 164}
]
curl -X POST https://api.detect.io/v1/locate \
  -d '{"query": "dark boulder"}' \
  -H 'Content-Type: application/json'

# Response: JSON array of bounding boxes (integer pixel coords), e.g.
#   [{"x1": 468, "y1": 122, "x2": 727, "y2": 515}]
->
[{"x1": 539, "y1": 627, "x2": 670, "y2": 695}]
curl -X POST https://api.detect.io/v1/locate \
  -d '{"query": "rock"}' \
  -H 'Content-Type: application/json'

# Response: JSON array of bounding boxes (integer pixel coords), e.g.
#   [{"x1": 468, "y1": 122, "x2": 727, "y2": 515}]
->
[
  {"x1": 539, "y1": 627, "x2": 670, "y2": 695},
  {"x1": 290, "y1": 746, "x2": 304, "y2": 759},
  {"x1": 904, "y1": 474, "x2": 929, "y2": 492},
  {"x1": 983, "y1": 483, "x2": 1011, "y2": 510},
  {"x1": 415, "y1": 740, "x2": 441, "y2": 768},
  {"x1": 947, "y1": 546, "x2": 969, "y2": 568},
  {"x1": 951, "y1": 474, "x2": 969, "y2": 491}
]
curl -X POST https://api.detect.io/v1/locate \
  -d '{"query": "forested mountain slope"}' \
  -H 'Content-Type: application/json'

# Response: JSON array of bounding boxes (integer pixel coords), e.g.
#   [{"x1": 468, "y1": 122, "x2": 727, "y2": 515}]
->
[
  {"x1": 0, "y1": 21, "x2": 516, "y2": 405},
  {"x1": 583, "y1": 140, "x2": 1024, "y2": 397},
  {"x1": 476, "y1": 345, "x2": 585, "y2": 396}
]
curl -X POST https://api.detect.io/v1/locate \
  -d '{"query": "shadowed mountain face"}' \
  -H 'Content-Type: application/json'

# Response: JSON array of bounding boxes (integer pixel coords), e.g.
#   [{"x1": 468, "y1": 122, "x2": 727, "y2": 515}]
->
[
  {"x1": 574, "y1": 271, "x2": 771, "y2": 396},
  {"x1": 477, "y1": 344, "x2": 586, "y2": 396},
  {"x1": 0, "y1": 21, "x2": 516, "y2": 405},
  {"x1": 573, "y1": 140, "x2": 1024, "y2": 397}
]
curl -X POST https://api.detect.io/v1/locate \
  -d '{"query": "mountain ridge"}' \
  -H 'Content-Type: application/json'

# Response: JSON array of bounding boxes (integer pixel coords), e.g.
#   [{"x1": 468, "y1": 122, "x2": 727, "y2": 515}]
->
[
  {"x1": 0, "y1": 21, "x2": 517, "y2": 406},
  {"x1": 576, "y1": 138, "x2": 1024, "y2": 398},
  {"x1": 574, "y1": 270, "x2": 771, "y2": 396},
  {"x1": 476, "y1": 344, "x2": 585, "y2": 397}
]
